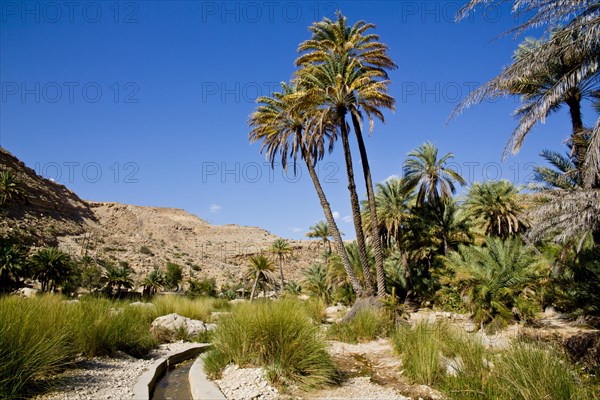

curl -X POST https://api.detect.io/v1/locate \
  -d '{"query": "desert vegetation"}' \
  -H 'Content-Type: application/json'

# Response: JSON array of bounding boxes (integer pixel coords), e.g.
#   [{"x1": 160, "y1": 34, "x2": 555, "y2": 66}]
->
[{"x1": 1, "y1": 0, "x2": 599, "y2": 398}]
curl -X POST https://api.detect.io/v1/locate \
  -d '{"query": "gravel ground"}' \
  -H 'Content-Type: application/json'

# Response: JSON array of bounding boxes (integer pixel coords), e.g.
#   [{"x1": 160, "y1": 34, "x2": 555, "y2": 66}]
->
[
  {"x1": 215, "y1": 365, "x2": 279, "y2": 400},
  {"x1": 33, "y1": 342, "x2": 195, "y2": 400}
]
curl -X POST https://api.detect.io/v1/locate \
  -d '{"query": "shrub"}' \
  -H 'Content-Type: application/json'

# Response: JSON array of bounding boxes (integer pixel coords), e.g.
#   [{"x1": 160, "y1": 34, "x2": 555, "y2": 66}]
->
[
  {"x1": 203, "y1": 299, "x2": 339, "y2": 389},
  {"x1": 327, "y1": 309, "x2": 391, "y2": 343},
  {"x1": 392, "y1": 321, "x2": 589, "y2": 399},
  {"x1": 0, "y1": 295, "x2": 158, "y2": 399},
  {"x1": 393, "y1": 321, "x2": 447, "y2": 385},
  {"x1": 188, "y1": 277, "x2": 217, "y2": 298},
  {"x1": 0, "y1": 296, "x2": 73, "y2": 399},
  {"x1": 165, "y1": 262, "x2": 183, "y2": 290},
  {"x1": 442, "y1": 237, "x2": 547, "y2": 330},
  {"x1": 72, "y1": 298, "x2": 157, "y2": 357},
  {"x1": 139, "y1": 246, "x2": 153, "y2": 256},
  {"x1": 491, "y1": 343, "x2": 586, "y2": 400}
]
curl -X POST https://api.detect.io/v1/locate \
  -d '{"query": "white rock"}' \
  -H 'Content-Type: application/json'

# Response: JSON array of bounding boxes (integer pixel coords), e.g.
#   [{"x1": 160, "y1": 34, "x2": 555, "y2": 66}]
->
[{"x1": 150, "y1": 313, "x2": 210, "y2": 341}]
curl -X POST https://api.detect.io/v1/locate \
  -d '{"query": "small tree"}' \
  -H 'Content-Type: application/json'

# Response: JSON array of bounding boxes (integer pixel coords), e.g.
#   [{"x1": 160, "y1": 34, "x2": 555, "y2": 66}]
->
[
  {"x1": 246, "y1": 255, "x2": 275, "y2": 301},
  {"x1": 165, "y1": 262, "x2": 183, "y2": 290},
  {"x1": 0, "y1": 239, "x2": 29, "y2": 292},
  {"x1": 142, "y1": 269, "x2": 166, "y2": 297},
  {"x1": 270, "y1": 238, "x2": 291, "y2": 294},
  {"x1": 30, "y1": 247, "x2": 73, "y2": 292}
]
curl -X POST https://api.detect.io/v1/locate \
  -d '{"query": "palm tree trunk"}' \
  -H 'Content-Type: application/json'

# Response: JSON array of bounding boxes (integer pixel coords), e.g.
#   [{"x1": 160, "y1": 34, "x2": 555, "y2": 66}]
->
[
  {"x1": 565, "y1": 92, "x2": 586, "y2": 181},
  {"x1": 250, "y1": 274, "x2": 259, "y2": 301},
  {"x1": 351, "y1": 114, "x2": 386, "y2": 298},
  {"x1": 278, "y1": 256, "x2": 284, "y2": 294},
  {"x1": 300, "y1": 141, "x2": 364, "y2": 296},
  {"x1": 339, "y1": 118, "x2": 375, "y2": 296}
]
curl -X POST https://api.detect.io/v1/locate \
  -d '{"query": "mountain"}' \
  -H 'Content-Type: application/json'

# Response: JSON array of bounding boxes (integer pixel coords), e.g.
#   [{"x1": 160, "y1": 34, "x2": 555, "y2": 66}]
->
[{"x1": 0, "y1": 147, "x2": 321, "y2": 287}]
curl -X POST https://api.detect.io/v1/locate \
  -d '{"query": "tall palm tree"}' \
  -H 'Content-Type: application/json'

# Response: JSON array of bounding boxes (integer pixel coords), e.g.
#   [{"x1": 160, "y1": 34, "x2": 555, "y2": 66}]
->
[
  {"x1": 296, "y1": 12, "x2": 397, "y2": 298},
  {"x1": 30, "y1": 247, "x2": 72, "y2": 292},
  {"x1": 246, "y1": 255, "x2": 275, "y2": 301},
  {"x1": 295, "y1": 60, "x2": 378, "y2": 295},
  {"x1": 249, "y1": 82, "x2": 365, "y2": 296},
  {"x1": 403, "y1": 142, "x2": 466, "y2": 207},
  {"x1": 452, "y1": 2, "x2": 600, "y2": 186},
  {"x1": 464, "y1": 180, "x2": 529, "y2": 239},
  {"x1": 270, "y1": 238, "x2": 291, "y2": 293}
]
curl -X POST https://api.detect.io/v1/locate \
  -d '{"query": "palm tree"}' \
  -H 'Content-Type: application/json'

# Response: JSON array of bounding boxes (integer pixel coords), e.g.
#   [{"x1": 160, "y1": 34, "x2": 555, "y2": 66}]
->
[
  {"x1": 403, "y1": 142, "x2": 466, "y2": 207},
  {"x1": 464, "y1": 180, "x2": 528, "y2": 239},
  {"x1": 102, "y1": 263, "x2": 133, "y2": 297},
  {"x1": 452, "y1": 3, "x2": 600, "y2": 186},
  {"x1": 528, "y1": 189, "x2": 600, "y2": 246},
  {"x1": 306, "y1": 220, "x2": 333, "y2": 255},
  {"x1": 246, "y1": 255, "x2": 275, "y2": 301},
  {"x1": 270, "y1": 238, "x2": 291, "y2": 293},
  {"x1": 142, "y1": 269, "x2": 165, "y2": 297},
  {"x1": 0, "y1": 241, "x2": 28, "y2": 292},
  {"x1": 248, "y1": 82, "x2": 364, "y2": 296},
  {"x1": 0, "y1": 170, "x2": 26, "y2": 206},
  {"x1": 362, "y1": 177, "x2": 413, "y2": 249},
  {"x1": 443, "y1": 236, "x2": 548, "y2": 328},
  {"x1": 295, "y1": 12, "x2": 397, "y2": 298},
  {"x1": 534, "y1": 147, "x2": 582, "y2": 190},
  {"x1": 295, "y1": 59, "x2": 378, "y2": 296},
  {"x1": 30, "y1": 247, "x2": 72, "y2": 292},
  {"x1": 303, "y1": 263, "x2": 331, "y2": 303},
  {"x1": 284, "y1": 281, "x2": 302, "y2": 295}
]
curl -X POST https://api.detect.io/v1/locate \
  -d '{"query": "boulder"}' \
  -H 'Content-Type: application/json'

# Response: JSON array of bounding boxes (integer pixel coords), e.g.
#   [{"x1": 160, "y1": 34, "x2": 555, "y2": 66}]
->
[
  {"x1": 150, "y1": 313, "x2": 212, "y2": 342},
  {"x1": 16, "y1": 287, "x2": 38, "y2": 298}
]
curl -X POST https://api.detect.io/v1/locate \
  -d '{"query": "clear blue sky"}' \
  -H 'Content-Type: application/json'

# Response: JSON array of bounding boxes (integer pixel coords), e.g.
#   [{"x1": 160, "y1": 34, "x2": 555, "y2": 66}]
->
[{"x1": 1, "y1": 1, "x2": 596, "y2": 239}]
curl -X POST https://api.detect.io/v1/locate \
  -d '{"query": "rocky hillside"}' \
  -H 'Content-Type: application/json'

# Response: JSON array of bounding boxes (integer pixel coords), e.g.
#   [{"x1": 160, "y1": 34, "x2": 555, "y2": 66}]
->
[
  {"x1": 0, "y1": 147, "x2": 95, "y2": 246},
  {"x1": 1, "y1": 147, "x2": 322, "y2": 287}
]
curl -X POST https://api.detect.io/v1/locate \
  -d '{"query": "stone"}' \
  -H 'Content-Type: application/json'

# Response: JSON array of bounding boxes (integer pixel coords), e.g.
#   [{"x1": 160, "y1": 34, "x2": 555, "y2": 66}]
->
[
  {"x1": 16, "y1": 287, "x2": 38, "y2": 298},
  {"x1": 150, "y1": 313, "x2": 211, "y2": 342}
]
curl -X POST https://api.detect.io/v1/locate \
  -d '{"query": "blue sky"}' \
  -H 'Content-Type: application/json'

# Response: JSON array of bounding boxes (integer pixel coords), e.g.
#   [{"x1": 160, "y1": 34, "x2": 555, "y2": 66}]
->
[{"x1": 1, "y1": 1, "x2": 596, "y2": 239}]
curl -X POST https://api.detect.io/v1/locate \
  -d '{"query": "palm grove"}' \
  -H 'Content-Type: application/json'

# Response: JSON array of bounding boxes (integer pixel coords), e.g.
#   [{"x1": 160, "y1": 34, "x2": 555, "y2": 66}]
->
[{"x1": 249, "y1": 3, "x2": 600, "y2": 328}]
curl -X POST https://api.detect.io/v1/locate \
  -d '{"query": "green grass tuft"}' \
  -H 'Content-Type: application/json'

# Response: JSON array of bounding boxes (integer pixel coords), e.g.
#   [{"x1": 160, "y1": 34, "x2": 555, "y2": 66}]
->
[
  {"x1": 203, "y1": 299, "x2": 339, "y2": 389},
  {"x1": 327, "y1": 309, "x2": 391, "y2": 343}
]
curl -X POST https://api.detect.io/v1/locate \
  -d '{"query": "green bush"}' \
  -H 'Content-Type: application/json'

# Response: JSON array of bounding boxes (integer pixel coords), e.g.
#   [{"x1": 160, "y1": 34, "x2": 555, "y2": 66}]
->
[
  {"x1": 203, "y1": 299, "x2": 339, "y2": 389},
  {"x1": 393, "y1": 321, "x2": 446, "y2": 385},
  {"x1": 327, "y1": 309, "x2": 391, "y2": 343},
  {"x1": 392, "y1": 321, "x2": 589, "y2": 399},
  {"x1": 0, "y1": 296, "x2": 73, "y2": 399},
  {"x1": 491, "y1": 343, "x2": 586, "y2": 400},
  {"x1": 0, "y1": 295, "x2": 158, "y2": 399},
  {"x1": 72, "y1": 298, "x2": 157, "y2": 357}
]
